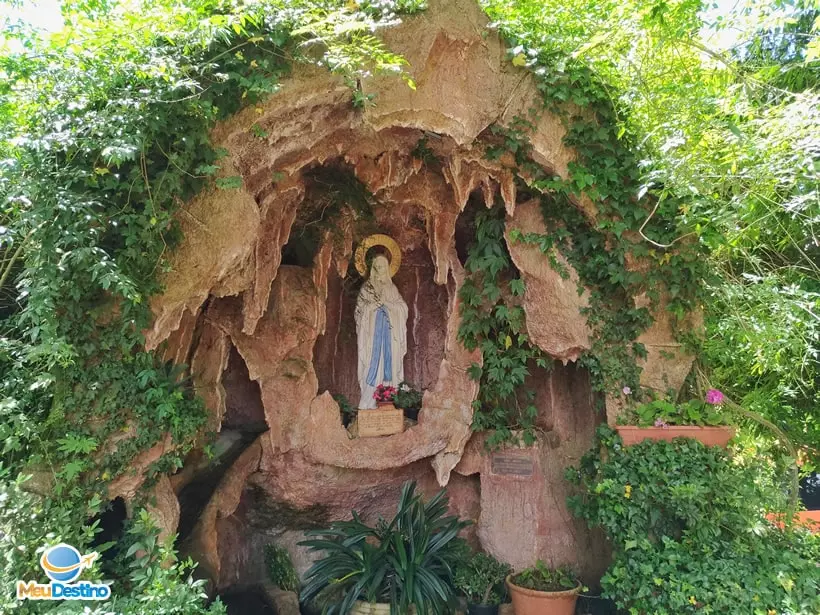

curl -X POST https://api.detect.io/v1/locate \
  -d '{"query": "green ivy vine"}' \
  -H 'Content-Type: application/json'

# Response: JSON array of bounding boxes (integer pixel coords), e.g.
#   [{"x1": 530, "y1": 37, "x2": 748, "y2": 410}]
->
[
  {"x1": 458, "y1": 206, "x2": 547, "y2": 448},
  {"x1": 455, "y1": 19, "x2": 709, "y2": 443}
]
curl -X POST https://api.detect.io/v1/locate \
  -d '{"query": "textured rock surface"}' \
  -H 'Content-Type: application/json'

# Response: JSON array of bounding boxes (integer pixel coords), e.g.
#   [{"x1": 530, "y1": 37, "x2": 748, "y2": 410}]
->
[
  {"x1": 458, "y1": 363, "x2": 609, "y2": 582},
  {"x1": 145, "y1": 476, "x2": 180, "y2": 543},
  {"x1": 188, "y1": 438, "x2": 481, "y2": 589},
  {"x1": 635, "y1": 293, "x2": 699, "y2": 394},
  {"x1": 506, "y1": 199, "x2": 591, "y2": 362},
  {"x1": 139, "y1": 0, "x2": 695, "y2": 594},
  {"x1": 107, "y1": 431, "x2": 174, "y2": 502}
]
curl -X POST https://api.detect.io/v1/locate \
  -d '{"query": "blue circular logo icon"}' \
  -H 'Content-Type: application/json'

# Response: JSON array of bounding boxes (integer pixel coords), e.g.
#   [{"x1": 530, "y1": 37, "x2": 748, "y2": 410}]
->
[{"x1": 40, "y1": 544, "x2": 83, "y2": 583}]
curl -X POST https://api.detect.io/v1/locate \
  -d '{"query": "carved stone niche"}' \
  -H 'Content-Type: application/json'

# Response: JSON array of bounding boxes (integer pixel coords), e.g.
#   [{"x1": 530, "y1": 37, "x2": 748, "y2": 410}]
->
[{"x1": 313, "y1": 237, "x2": 448, "y2": 423}]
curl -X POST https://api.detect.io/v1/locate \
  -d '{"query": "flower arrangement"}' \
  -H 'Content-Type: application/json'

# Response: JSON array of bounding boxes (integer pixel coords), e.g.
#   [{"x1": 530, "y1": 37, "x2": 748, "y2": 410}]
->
[
  {"x1": 373, "y1": 384, "x2": 397, "y2": 405},
  {"x1": 618, "y1": 391, "x2": 729, "y2": 427},
  {"x1": 393, "y1": 381, "x2": 422, "y2": 420}
]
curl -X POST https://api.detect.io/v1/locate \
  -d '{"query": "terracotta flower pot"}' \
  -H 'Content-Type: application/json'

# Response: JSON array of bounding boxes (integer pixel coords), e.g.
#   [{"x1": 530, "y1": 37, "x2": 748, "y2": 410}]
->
[
  {"x1": 506, "y1": 575, "x2": 580, "y2": 615},
  {"x1": 616, "y1": 425, "x2": 735, "y2": 448},
  {"x1": 376, "y1": 401, "x2": 396, "y2": 409}
]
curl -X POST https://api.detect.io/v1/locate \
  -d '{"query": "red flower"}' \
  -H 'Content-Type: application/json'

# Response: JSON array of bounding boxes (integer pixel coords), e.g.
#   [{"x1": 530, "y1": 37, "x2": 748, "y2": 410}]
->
[{"x1": 373, "y1": 384, "x2": 397, "y2": 403}]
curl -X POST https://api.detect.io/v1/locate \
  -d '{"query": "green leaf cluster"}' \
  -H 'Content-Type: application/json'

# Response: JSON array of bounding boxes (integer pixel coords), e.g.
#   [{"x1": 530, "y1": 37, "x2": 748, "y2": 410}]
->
[
  {"x1": 266, "y1": 543, "x2": 300, "y2": 592},
  {"x1": 567, "y1": 426, "x2": 820, "y2": 614},
  {"x1": 458, "y1": 205, "x2": 547, "y2": 447},
  {"x1": 299, "y1": 480, "x2": 470, "y2": 614},
  {"x1": 621, "y1": 398, "x2": 730, "y2": 427},
  {"x1": 509, "y1": 561, "x2": 579, "y2": 593},
  {"x1": 453, "y1": 551, "x2": 511, "y2": 605}
]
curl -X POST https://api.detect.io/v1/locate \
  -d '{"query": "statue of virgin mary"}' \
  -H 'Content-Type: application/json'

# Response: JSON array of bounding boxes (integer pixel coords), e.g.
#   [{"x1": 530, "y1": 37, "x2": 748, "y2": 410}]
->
[{"x1": 355, "y1": 250, "x2": 408, "y2": 409}]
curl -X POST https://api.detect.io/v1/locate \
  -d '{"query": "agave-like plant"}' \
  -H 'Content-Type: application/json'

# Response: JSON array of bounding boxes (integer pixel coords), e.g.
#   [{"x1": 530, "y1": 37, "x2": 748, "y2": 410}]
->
[{"x1": 299, "y1": 480, "x2": 470, "y2": 614}]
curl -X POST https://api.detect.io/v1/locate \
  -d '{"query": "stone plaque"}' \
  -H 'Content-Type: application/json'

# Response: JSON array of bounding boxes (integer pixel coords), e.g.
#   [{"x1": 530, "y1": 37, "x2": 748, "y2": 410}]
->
[
  {"x1": 357, "y1": 407, "x2": 405, "y2": 438},
  {"x1": 490, "y1": 453, "x2": 534, "y2": 477}
]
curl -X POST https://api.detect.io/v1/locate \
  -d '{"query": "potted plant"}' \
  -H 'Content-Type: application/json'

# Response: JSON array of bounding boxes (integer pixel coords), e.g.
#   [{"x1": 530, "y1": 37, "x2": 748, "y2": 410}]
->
[
  {"x1": 373, "y1": 384, "x2": 398, "y2": 408},
  {"x1": 506, "y1": 561, "x2": 581, "y2": 615},
  {"x1": 393, "y1": 381, "x2": 423, "y2": 421},
  {"x1": 333, "y1": 393, "x2": 358, "y2": 428},
  {"x1": 299, "y1": 481, "x2": 469, "y2": 615},
  {"x1": 454, "y1": 551, "x2": 511, "y2": 615},
  {"x1": 616, "y1": 390, "x2": 735, "y2": 447}
]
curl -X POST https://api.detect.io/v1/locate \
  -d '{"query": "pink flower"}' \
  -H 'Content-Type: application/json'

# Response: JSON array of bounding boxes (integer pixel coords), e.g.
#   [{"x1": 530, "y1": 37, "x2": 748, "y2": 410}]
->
[
  {"x1": 654, "y1": 418, "x2": 669, "y2": 429},
  {"x1": 622, "y1": 386, "x2": 632, "y2": 396},
  {"x1": 373, "y1": 384, "x2": 397, "y2": 403},
  {"x1": 705, "y1": 389, "x2": 725, "y2": 405}
]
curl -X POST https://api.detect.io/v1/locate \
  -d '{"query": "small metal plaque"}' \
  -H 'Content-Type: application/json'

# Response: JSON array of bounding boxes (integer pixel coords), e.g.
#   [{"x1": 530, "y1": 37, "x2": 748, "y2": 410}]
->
[{"x1": 490, "y1": 453, "x2": 534, "y2": 477}]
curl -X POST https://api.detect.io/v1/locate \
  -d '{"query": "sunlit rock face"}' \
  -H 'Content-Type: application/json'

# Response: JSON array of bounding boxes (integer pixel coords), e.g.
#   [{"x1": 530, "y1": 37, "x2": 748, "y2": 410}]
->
[{"x1": 136, "y1": 0, "x2": 694, "y2": 593}]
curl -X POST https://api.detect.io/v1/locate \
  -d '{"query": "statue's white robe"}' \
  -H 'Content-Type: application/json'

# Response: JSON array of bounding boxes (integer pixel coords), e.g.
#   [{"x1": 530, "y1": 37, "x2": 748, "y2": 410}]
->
[{"x1": 355, "y1": 281, "x2": 408, "y2": 409}]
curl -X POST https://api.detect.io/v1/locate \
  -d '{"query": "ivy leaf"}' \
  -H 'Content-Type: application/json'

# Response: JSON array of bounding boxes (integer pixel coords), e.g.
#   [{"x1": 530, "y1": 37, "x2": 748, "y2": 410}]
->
[
  {"x1": 59, "y1": 460, "x2": 86, "y2": 482},
  {"x1": 216, "y1": 176, "x2": 243, "y2": 190},
  {"x1": 57, "y1": 434, "x2": 98, "y2": 454}
]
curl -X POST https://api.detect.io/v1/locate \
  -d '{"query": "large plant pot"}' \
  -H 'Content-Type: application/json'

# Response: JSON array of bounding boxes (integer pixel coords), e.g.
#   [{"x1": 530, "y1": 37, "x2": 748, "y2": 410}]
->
[
  {"x1": 616, "y1": 425, "x2": 735, "y2": 448},
  {"x1": 350, "y1": 601, "x2": 391, "y2": 615},
  {"x1": 506, "y1": 575, "x2": 580, "y2": 615},
  {"x1": 467, "y1": 604, "x2": 499, "y2": 615}
]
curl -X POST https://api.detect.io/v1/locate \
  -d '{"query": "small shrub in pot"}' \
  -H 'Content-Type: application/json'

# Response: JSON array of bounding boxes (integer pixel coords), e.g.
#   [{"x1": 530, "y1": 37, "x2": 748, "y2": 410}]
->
[
  {"x1": 506, "y1": 562, "x2": 581, "y2": 615},
  {"x1": 453, "y1": 551, "x2": 511, "y2": 615}
]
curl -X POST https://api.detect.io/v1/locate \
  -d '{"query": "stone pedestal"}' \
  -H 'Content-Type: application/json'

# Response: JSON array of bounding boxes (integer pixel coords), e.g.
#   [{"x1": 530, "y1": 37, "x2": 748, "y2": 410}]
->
[
  {"x1": 477, "y1": 444, "x2": 543, "y2": 570},
  {"x1": 473, "y1": 438, "x2": 609, "y2": 581}
]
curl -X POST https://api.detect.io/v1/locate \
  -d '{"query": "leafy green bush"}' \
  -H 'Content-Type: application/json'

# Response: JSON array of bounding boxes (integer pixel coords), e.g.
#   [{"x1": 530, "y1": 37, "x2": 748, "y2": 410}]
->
[
  {"x1": 0, "y1": 472, "x2": 224, "y2": 615},
  {"x1": 509, "y1": 561, "x2": 579, "y2": 593},
  {"x1": 265, "y1": 543, "x2": 300, "y2": 592},
  {"x1": 299, "y1": 481, "x2": 469, "y2": 614},
  {"x1": 618, "y1": 398, "x2": 729, "y2": 427},
  {"x1": 453, "y1": 551, "x2": 511, "y2": 605},
  {"x1": 567, "y1": 426, "x2": 820, "y2": 614},
  {"x1": 393, "y1": 381, "x2": 423, "y2": 412}
]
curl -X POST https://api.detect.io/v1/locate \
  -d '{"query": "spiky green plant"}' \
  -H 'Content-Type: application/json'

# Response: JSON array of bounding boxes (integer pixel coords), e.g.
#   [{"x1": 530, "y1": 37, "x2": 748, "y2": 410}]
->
[{"x1": 299, "y1": 481, "x2": 470, "y2": 615}]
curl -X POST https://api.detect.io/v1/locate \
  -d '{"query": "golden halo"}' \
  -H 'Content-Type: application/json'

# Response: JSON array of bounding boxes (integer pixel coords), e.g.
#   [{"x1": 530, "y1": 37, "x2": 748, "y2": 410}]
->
[{"x1": 354, "y1": 234, "x2": 401, "y2": 277}]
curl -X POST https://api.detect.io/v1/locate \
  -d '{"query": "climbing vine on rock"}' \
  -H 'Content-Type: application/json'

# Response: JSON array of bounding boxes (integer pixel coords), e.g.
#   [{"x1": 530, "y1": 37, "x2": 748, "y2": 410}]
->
[
  {"x1": 458, "y1": 46, "x2": 708, "y2": 441},
  {"x1": 458, "y1": 206, "x2": 547, "y2": 448},
  {"x1": 477, "y1": 40, "x2": 708, "y2": 401}
]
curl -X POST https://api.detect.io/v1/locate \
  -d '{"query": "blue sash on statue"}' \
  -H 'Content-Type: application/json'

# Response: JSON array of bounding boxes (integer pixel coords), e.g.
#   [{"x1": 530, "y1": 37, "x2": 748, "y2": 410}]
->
[{"x1": 366, "y1": 305, "x2": 392, "y2": 387}]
